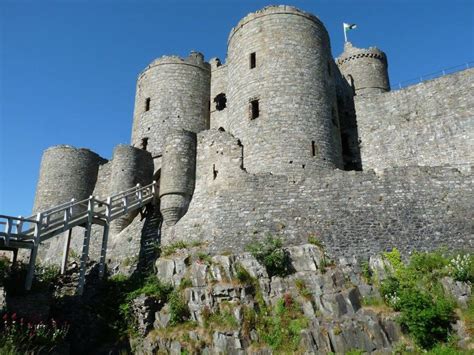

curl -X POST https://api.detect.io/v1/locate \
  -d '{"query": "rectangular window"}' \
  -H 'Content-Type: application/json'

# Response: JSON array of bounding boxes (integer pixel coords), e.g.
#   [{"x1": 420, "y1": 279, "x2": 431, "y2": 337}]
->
[
  {"x1": 250, "y1": 99, "x2": 259, "y2": 119},
  {"x1": 312, "y1": 141, "x2": 317, "y2": 157},
  {"x1": 250, "y1": 52, "x2": 256, "y2": 69},
  {"x1": 145, "y1": 98, "x2": 151, "y2": 112}
]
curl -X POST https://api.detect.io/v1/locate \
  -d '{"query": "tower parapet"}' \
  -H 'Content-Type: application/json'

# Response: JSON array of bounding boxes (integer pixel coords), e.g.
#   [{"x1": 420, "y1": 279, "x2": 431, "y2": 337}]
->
[
  {"x1": 131, "y1": 51, "x2": 210, "y2": 159},
  {"x1": 337, "y1": 42, "x2": 390, "y2": 95}
]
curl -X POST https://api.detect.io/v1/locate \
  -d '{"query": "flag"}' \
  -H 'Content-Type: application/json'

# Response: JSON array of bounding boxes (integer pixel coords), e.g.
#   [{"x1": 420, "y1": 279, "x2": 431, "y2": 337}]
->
[{"x1": 343, "y1": 23, "x2": 357, "y2": 32}]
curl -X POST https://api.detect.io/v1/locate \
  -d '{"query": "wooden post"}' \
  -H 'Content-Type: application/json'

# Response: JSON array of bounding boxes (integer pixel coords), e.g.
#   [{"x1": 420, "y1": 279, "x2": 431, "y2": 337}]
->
[
  {"x1": 60, "y1": 198, "x2": 75, "y2": 275},
  {"x1": 137, "y1": 184, "x2": 142, "y2": 207},
  {"x1": 98, "y1": 197, "x2": 112, "y2": 279},
  {"x1": 77, "y1": 196, "x2": 94, "y2": 296},
  {"x1": 5, "y1": 217, "x2": 11, "y2": 246},
  {"x1": 25, "y1": 212, "x2": 42, "y2": 291},
  {"x1": 123, "y1": 195, "x2": 128, "y2": 213},
  {"x1": 17, "y1": 216, "x2": 24, "y2": 234},
  {"x1": 11, "y1": 249, "x2": 18, "y2": 264},
  {"x1": 60, "y1": 229, "x2": 73, "y2": 274}
]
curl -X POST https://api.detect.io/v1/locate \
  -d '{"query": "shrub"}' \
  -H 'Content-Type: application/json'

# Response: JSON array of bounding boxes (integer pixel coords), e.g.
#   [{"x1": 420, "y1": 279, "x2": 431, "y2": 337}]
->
[
  {"x1": 360, "y1": 260, "x2": 373, "y2": 284},
  {"x1": 449, "y1": 254, "x2": 473, "y2": 282},
  {"x1": 0, "y1": 313, "x2": 69, "y2": 353},
  {"x1": 379, "y1": 250, "x2": 459, "y2": 350},
  {"x1": 246, "y1": 236, "x2": 292, "y2": 278},
  {"x1": 255, "y1": 295, "x2": 309, "y2": 351},
  {"x1": 235, "y1": 264, "x2": 254, "y2": 285},
  {"x1": 397, "y1": 288, "x2": 455, "y2": 349},
  {"x1": 169, "y1": 290, "x2": 190, "y2": 325},
  {"x1": 0, "y1": 258, "x2": 10, "y2": 287}
]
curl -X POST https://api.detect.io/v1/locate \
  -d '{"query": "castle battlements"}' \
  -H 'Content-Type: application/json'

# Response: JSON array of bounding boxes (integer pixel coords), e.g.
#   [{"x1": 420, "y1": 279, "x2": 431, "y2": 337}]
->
[{"x1": 25, "y1": 5, "x2": 472, "y2": 266}]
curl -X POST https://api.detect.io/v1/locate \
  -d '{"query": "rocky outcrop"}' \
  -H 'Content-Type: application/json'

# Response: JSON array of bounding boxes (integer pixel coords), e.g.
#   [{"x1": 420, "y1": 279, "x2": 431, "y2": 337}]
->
[{"x1": 134, "y1": 244, "x2": 402, "y2": 354}]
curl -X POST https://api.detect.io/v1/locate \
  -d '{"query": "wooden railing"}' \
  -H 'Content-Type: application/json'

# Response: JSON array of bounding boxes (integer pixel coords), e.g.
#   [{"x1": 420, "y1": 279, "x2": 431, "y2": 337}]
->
[{"x1": 0, "y1": 181, "x2": 157, "y2": 294}]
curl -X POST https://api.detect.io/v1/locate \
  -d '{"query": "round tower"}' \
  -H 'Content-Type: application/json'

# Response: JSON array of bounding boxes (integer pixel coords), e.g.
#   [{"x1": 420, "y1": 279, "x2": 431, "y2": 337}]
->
[
  {"x1": 131, "y1": 51, "x2": 211, "y2": 158},
  {"x1": 336, "y1": 42, "x2": 390, "y2": 95},
  {"x1": 159, "y1": 130, "x2": 197, "y2": 227},
  {"x1": 33, "y1": 145, "x2": 104, "y2": 213},
  {"x1": 109, "y1": 145, "x2": 154, "y2": 233},
  {"x1": 226, "y1": 5, "x2": 343, "y2": 174}
]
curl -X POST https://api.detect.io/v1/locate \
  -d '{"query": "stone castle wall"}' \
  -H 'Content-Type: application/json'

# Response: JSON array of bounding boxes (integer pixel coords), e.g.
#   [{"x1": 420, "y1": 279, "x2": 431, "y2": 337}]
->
[
  {"x1": 224, "y1": 6, "x2": 343, "y2": 174},
  {"x1": 355, "y1": 68, "x2": 474, "y2": 171},
  {"x1": 209, "y1": 59, "x2": 228, "y2": 130},
  {"x1": 163, "y1": 129, "x2": 473, "y2": 258},
  {"x1": 27, "y1": 6, "x2": 473, "y2": 267}
]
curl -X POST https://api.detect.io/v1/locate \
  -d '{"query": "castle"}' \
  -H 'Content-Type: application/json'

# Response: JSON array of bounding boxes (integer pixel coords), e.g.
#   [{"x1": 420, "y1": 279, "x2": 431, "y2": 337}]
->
[{"x1": 30, "y1": 6, "x2": 473, "y2": 265}]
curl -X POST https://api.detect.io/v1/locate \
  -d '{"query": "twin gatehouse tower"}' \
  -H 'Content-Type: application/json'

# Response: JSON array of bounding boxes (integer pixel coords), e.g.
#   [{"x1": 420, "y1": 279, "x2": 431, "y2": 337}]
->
[{"x1": 31, "y1": 6, "x2": 473, "y2": 262}]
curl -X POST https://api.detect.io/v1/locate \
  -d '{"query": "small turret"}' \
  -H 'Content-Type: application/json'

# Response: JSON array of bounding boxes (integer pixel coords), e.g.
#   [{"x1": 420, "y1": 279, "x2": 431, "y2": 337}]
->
[
  {"x1": 337, "y1": 42, "x2": 390, "y2": 96},
  {"x1": 159, "y1": 130, "x2": 197, "y2": 226}
]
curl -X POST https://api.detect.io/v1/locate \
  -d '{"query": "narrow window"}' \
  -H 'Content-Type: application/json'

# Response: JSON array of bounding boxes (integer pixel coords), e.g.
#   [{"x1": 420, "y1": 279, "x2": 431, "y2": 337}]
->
[
  {"x1": 145, "y1": 97, "x2": 151, "y2": 112},
  {"x1": 250, "y1": 99, "x2": 259, "y2": 119},
  {"x1": 141, "y1": 137, "x2": 149, "y2": 151},
  {"x1": 214, "y1": 93, "x2": 227, "y2": 111},
  {"x1": 311, "y1": 141, "x2": 317, "y2": 157},
  {"x1": 249, "y1": 52, "x2": 256, "y2": 69},
  {"x1": 212, "y1": 164, "x2": 218, "y2": 180}
]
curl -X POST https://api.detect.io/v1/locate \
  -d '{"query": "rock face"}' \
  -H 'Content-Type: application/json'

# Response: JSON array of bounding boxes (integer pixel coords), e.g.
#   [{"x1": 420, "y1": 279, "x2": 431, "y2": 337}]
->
[{"x1": 134, "y1": 244, "x2": 402, "y2": 354}]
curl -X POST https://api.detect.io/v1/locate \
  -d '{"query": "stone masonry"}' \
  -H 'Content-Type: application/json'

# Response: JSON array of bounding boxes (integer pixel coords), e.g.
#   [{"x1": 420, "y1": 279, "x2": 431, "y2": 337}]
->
[{"x1": 29, "y1": 5, "x2": 473, "y2": 266}]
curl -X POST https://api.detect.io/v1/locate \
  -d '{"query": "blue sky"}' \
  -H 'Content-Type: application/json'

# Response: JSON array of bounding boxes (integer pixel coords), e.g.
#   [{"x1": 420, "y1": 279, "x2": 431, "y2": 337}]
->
[{"x1": 0, "y1": 0, "x2": 473, "y2": 217}]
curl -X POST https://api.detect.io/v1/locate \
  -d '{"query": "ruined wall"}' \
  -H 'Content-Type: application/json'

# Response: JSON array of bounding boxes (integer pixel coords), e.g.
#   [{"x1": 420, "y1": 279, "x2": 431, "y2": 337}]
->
[
  {"x1": 226, "y1": 5, "x2": 343, "y2": 175},
  {"x1": 164, "y1": 131, "x2": 473, "y2": 258},
  {"x1": 209, "y1": 59, "x2": 228, "y2": 130},
  {"x1": 355, "y1": 68, "x2": 474, "y2": 171},
  {"x1": 131, "y1": 52, "x2": 210, "y2": 158}
]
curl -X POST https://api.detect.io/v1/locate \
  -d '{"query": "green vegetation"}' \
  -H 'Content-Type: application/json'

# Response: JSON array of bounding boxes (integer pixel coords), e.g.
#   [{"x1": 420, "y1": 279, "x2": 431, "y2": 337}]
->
[
  {"x1": 160, "y1": 240, "x2": 203, "y2": 256},
  {"x1": 0, "y1": 313, "x2": 69, "y2": 354},
  {"x1": 94, "y1": 273, "x2": 173, "y2": 341},
  {"x1": 249, "y1": 293, "x2": 309, "y2": 351},
  {"x1": 307, "y1": 234, "x2": 323, "y2": 249},
  {"x1": 168, "y1": 289, "x2": 190, "y2": 326},
  {"x1": 360, "y1": 260, "x2": 373, "y2": 284},
  {"x1": 0, "y1": 258, "x2": 10, "y2": 287},
  {"x1": 378, "y1": 249, "x2": 474, "y2": 350},
  {"x1": 294, "y1": 278, "x2": 312, "y2": 300},
  {"x1": 235, "y1": 263, "x2": 254, "y2": 285},
  {"x1": 195, "y1": 252, "x2": 212, "y2": 265},
  {"x1": 246, "y1": 235, "x2": 292, "y2": 277}
]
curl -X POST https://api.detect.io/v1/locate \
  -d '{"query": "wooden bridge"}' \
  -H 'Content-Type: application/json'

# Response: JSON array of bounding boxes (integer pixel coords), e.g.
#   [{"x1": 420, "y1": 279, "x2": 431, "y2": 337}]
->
[{"x1": 0, "y1": 181, "x2": 157, "y2": 295}]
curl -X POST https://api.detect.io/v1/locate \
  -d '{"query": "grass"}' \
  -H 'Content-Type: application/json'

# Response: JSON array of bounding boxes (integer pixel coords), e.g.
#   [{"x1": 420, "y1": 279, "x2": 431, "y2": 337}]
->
[
  {"x1": 160, "y1": 241, "x2": 203, "y2": 256},
  {"x1": 294, "y1": 278, "x2": 312, "y2": 301}
]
